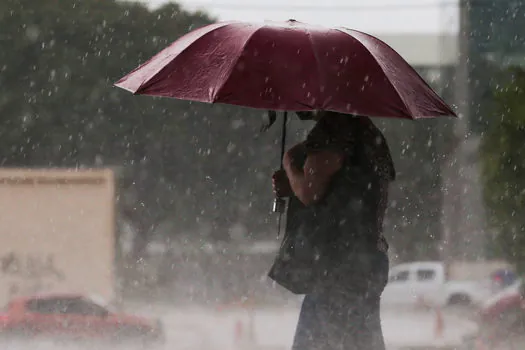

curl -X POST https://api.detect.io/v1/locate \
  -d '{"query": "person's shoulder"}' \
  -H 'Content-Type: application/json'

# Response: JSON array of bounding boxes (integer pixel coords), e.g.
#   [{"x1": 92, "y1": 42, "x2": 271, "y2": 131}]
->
[{"x1": 304, "y1": 121, "x2": 331, "y2": 150}]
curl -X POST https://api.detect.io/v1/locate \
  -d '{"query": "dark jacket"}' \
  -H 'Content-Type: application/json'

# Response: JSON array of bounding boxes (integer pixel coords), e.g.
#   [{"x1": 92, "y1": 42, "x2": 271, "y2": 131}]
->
[{"x1": 268, "y1": 114, "x2": 395, "y2": 295}]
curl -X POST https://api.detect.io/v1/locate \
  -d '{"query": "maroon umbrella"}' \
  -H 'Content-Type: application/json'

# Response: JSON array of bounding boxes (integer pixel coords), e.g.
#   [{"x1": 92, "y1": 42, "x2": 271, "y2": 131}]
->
[{"x1": 115, "y1": 20, "x2": 456, "y2": 119}]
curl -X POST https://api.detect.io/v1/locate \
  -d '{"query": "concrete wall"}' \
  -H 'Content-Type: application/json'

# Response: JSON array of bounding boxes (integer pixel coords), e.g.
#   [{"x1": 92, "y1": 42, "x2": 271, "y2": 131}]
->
[{"x1": 0, "y1": 168, "x2": 115, "y2": 305}]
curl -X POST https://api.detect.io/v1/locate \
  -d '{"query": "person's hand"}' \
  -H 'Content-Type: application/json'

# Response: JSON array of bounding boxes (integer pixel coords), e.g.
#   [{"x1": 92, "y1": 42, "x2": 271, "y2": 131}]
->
[{"x1": 272, "y1": 169, "x2": 292, "y2": 198}]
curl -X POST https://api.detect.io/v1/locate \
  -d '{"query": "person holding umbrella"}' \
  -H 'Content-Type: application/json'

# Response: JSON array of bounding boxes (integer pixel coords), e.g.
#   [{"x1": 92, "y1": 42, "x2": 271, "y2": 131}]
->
[
  {"x1": 115, "y1": 18, "x2": 456, "y2": 350},
  {"x1": 270, "y1": 110, "x2": 395, "y2": 350}
]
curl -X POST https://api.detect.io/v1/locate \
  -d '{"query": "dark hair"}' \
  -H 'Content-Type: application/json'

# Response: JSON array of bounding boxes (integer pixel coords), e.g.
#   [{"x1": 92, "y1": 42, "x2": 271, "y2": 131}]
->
[
  {"x1": 306, "y1": 112, "x2": 396, "y2": 181},
  {"x1": 296, "y1": 111, "x2": 315, "y2": 121}
]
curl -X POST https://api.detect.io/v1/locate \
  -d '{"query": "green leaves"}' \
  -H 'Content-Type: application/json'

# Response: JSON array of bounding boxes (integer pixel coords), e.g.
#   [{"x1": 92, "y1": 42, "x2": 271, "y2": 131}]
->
[
  {"x1": 481, "y1": 67, "x2": 525, "y2": 270},
  {"x1": 0, "y1": 0, "x2": 456, "y2": 251}
]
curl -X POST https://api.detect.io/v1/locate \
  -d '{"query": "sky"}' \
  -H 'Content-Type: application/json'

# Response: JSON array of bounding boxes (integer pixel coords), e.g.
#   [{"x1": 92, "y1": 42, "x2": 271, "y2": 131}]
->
[{"x1": 137, "y1": 0, "x2": 459, "y2": 34}]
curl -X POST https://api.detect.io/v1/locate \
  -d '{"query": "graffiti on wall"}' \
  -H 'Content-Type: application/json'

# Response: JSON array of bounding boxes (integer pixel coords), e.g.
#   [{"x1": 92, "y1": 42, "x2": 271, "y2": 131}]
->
[{"x1": 0, "y1": 252, "x2": 65, "y2": 297}]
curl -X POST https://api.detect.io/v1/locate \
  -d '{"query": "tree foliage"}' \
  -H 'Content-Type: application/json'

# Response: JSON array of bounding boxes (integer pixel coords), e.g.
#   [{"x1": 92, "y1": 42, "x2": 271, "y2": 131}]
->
[
  {"x1": 468, "y1": 1, "x2": 525, "y2": 133},
  {"x1": 1, "y1": 0, "x2": 292, "y2": 252},
  {"x1": 1, "y1": 0, "x2": 451, "y2": 260},
  {"x1": 481, "y1": 67, "x2": 525, "y2": 270}
]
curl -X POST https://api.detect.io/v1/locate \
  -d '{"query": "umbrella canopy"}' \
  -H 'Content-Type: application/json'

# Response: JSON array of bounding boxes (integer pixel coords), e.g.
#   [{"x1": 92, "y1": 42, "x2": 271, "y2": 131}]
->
[{"x1": 115, "y1": 20, "x2": 456, "y2": 119}]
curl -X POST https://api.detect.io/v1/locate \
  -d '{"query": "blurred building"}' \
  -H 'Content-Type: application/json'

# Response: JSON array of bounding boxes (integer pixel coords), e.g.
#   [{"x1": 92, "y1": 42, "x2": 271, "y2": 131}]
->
[
  {"x1": 467, "y1": 0, "x2": 525, "y2": 133},
  {"x1": 375, "y1": 34, "x2": 456, "y2": 67},
  {"x1": 445, "y1": 0, "x2": 525, "y2": 260},
  {"x1": 375, "y1": 33, "x2": 488, "y2": 261}
]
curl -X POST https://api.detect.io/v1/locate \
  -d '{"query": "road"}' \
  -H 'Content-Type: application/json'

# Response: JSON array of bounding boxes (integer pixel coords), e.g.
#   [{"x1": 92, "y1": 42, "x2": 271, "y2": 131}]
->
[{"x1": 1, "y1": 302, "x2": 478, "y2": 350}]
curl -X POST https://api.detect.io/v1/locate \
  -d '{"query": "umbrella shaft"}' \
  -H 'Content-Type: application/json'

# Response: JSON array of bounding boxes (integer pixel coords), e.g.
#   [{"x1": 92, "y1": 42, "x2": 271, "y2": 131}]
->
[
  {"x1": 279, "y1": 111, "x2": 288, "y2": 169},
  {"x1": 274, "y1": 111, "x2": 288, "y2": 229}
]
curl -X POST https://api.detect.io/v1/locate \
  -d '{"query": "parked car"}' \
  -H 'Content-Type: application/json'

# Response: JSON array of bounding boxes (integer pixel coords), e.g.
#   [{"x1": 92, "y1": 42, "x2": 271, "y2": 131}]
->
[
  {"x1": 0, "y1": 293, "x2": 164, "y2": 345},
  {"x1": 490, "y1": 269, "x2": 518, "y2": 291},
  {"x1": 381, "y1": 261, "x2": 495, "y2": 307},
  {"x1": 480, "y1": 279, "x2": 522, "y2": 319},
  {"x1": 460, "y1": 279, "x2": 525, "y2": 350}
]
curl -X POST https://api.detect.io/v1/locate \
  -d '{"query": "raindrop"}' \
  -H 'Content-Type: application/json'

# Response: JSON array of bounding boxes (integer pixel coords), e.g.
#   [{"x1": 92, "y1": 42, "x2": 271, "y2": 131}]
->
[
  {"x1": 231, "y1": 119, "x2": 244, "y2": 129},
  {"x1": 26, "y1": 26, "x2": 40, "y2": 41},
  {"x1": 226, "y1": 143, "x2": 236, "y2": 153}
]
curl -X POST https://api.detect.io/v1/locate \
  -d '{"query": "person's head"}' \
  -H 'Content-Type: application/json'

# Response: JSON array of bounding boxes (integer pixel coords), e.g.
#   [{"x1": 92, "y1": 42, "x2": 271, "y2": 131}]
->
[
  {"x1": 296, "y1": 110, "x2": 361, "y2": 122},
  {"x1": 295, "y1": 110, "x2": 328, "y2": 121},
  {"x1": 296, "y1": 110, "x2": 362, "y2": 126}
]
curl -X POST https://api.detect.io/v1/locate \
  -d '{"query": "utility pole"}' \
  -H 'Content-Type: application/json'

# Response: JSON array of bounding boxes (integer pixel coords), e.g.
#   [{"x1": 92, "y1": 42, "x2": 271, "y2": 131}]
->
[
  {"x1": 441, "y1": 0, "x2": 470, "y2": 276},
  {"x1": 455, "y1": 1, "x2": 470, "y2": 137}
]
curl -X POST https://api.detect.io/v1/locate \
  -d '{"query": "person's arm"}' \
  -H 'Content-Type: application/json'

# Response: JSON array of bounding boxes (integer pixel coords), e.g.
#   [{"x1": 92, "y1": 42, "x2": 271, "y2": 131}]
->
[{"x1": 283, "y1": 149, "x2": 343, "y2": 206}]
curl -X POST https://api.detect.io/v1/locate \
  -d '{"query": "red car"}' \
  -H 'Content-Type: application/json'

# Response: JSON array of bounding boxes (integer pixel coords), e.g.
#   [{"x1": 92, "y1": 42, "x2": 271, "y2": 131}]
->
[
  {"x1": 479, "y1": 281, "x2": 522, "y2": 322},
  {"x1": 461, "y1": 280, "x2": 525, "y2": 349},
  {"x1": 0, "y1": 294, "x2": 164, "y2": 345}
]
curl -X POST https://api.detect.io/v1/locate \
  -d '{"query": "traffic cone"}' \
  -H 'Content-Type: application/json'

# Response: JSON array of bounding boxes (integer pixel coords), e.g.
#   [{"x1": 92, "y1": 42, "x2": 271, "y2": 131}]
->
[
  {"x1": 415, "y1": 296, "x2": 432, "y2": 311},
  {"x1": 415, "y1": 296, "x2": 424, "y2": 310},
  {"x1": 234, "y1": 319, "x2": 244, "y2": 344},
  {"x1": 434, "y1": 307, "x2": 444, "y2": 338},
  {"x1": 475, "y1": 338, "x2": 488, "y2": 350}
]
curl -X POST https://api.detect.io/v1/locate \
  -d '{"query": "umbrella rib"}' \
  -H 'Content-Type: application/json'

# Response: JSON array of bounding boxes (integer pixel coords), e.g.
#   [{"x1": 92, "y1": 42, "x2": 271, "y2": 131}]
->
[
  {"x1": 367, "y1": 56, "x2": 412, "y2": 117},
  {"x1": 376, "y1": 66, "x2": 412, "y2": 116},
  {"x1": 335, "y1": 28, "x2": 412, "y2": 117},
  {"x1": 134, "y1": 22, "x2": 234, "y2": 95},
  {"x1": 212, "y1": 28, "x2": 263, "y2": 103},
  {"x1": 305, "y1": 29, "x2": 324, "y2": 108},
  {"x1": 345, "y1": 30, "x2": 457, "y2": 118}
]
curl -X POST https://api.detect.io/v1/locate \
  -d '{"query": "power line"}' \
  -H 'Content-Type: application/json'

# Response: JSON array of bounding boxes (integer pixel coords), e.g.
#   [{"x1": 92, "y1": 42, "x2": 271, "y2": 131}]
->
[
  {"x1": 179, "y1": 0, "x2": 519, "y2": 12},
  {"x1": 183, "y1": 1, "x2": 459, "y2": 12}
]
